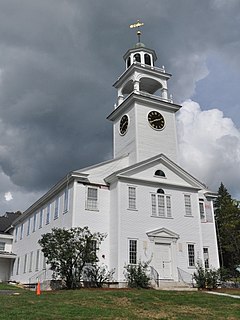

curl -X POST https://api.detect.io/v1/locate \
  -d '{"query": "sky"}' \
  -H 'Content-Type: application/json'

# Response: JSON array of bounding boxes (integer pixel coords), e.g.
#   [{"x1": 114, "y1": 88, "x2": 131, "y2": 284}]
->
[{"x1": 0, "y1": 0, "x2": 240, "y2": 214}]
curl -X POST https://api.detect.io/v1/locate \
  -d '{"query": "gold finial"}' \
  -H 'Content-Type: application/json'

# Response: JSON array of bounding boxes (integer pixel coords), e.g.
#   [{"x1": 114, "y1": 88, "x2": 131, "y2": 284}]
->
[{"x1": 129, "y1": 20, "x2": 144, "y2": 43}]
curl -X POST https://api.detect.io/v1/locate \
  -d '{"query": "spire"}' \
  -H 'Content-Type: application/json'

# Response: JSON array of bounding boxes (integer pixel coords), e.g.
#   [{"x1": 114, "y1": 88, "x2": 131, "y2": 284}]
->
[{"x1": 129, "y1": 20, "x2": 145, "y2": 46}]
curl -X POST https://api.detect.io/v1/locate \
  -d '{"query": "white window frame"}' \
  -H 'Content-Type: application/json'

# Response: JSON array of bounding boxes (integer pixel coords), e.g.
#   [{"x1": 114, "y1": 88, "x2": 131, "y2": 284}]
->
[
  {"x1": 32, "y1": 212, "x2": 37, "y2": 232},
  {"x1": 20, "y1": 224, "x2": 24, "y2": 240},
  {"x1": 184, "y1": 195, "x2": 192, "y2": 216},
  {"x1": 151, "y1": 193, "x2": 172, "y2": 218},
  {"x1": 128, "y1": 239, "x2": 137, "y2": 265},
  {"x1": 15, "y1": 226, "x2": 18, "y2": 242},
  {"x1": 46, "y1": 204, "x2": 50, "y2": 224},
  {"x1": 128, "y1": 186, "x2": 137, "y2": 210},
  {"x1": 188, "y1": 243, "x2": 195, "y2": 267},
  {"x1": 35, "y1": 249, "x2": 40, "y2": 271},
  {"x1": 16, "y1": 257, "x2": 20, "y2": 275},
  {"x1": 86, "y1": 187, "x2": 98, "y2": 211},
  {"x1": 27, "y1": 218, "x2": 30, "y2": 236},
  {"x1": 199, "y1": 199, "x2": 205, "y2": 221},
  {"x1": 63, "y1": 187, "x2": 69, "y2": 213},
  {"x1": 29, "y1": 251, "x2": 33, "y2": 272},
  {"x1": 42, "y1": 254, "x2": 46, "y2": 270},
  {"x1": 39, "y1": 209, "x2": 43, "y2": 229},
  {"x1": 203, "y1": 247, "x2": 210, "y2": 269},
  {"x1": 0, "y1": 242, "x2": 5, "y2": 251},
  {"x1": 23, "y1": 254, "x2": 27, "y2": 274},
  {"x1": 54, "y1": 197, "x2": 59, "y2": 220}
]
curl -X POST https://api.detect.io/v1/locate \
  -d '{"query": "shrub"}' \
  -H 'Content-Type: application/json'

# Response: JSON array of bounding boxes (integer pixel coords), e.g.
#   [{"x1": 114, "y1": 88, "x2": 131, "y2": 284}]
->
[
  {"x1": 193, "y1": 263, "x2": 220, "y2": 289},
  {"x1": 83, "y1": 264, "x2": 115, "y2": 288},
  {"x1": 124, "y1": 261, "x2": 150, "y2": 288}
]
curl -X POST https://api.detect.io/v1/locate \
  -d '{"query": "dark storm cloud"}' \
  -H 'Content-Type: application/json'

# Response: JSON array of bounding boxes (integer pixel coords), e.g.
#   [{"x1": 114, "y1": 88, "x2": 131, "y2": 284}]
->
[{"x1": 0, "y1": 0, "x2": 239, "y2": 204}]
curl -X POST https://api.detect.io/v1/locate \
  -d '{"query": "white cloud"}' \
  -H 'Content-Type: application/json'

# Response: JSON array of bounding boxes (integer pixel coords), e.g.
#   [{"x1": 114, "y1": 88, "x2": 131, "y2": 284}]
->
[
  {"x1": 4, "y1": 191, "x2": 13, "y2": 201},
  {"x1": 176, "y1": 100, "x2": 240, "y2": 198}
]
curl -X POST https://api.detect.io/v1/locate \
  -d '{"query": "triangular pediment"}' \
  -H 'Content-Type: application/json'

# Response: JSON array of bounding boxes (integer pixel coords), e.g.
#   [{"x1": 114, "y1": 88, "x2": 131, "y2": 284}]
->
[
  {"x1": 105, "y1": 154, "x2": 208, "y2": 191},
  {"x1": 146, "y1": 227, "x2": 179, "y2": 240}
]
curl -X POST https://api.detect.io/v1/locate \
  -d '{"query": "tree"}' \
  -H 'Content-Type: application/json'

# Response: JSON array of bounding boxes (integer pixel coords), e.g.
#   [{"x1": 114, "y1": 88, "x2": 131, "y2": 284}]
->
[
  {"x1": 38, "y1": 227, "x2": 106, "y2": 289},
  {"x1": 214, "y1": 183, "x2": 240, "y2": 274}
]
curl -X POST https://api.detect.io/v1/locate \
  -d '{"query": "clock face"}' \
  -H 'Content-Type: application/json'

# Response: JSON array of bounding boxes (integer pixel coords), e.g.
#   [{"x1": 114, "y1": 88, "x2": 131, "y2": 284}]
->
[
  {"x1": 148, "y1": 111, "x2": 165, "y2": 130},
  {"x1": 119, "y1": 114, "x2": 129, "y2": 135}
]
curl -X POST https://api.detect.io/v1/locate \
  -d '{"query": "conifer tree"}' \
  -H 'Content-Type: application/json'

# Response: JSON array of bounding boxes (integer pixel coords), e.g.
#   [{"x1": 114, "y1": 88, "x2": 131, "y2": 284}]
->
[{"x1": 214, "y1": 183, "x2": 240, "y2": 273}]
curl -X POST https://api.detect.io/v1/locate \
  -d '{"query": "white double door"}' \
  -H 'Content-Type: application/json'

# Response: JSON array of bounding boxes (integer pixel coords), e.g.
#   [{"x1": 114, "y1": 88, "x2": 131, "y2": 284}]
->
[{"x1": 154, "y1": 243, "x2": 172, "y2": 279}]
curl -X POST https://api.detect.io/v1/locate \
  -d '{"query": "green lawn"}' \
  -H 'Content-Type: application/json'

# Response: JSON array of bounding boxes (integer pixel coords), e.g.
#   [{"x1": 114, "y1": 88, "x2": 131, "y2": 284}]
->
[{"x1": 0, "y1": 283, "x2": 239, "y2": 319}]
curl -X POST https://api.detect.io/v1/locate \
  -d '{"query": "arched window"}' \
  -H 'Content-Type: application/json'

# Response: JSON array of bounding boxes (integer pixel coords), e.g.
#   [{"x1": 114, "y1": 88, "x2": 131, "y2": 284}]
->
[
  {"x1": 157, "y1": 188, "x2": 165, "y2": 194},
  {"x1": 127, "y1": 57, "x2": 131, "y2": 68},
  {"x1": 134, "y1": 53, "x2": 141, "y2": 63},
  {"x1": 144, "y1": 54, "x2": 151, "y2": 66},
  {"x1": 155, "y1": 170, "x2": 166, "y2": 177}
]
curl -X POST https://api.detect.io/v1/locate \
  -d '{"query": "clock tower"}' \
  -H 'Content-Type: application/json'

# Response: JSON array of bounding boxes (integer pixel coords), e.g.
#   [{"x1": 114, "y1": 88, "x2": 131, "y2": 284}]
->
[{"x1": 107, "y1": 26, "x2": 181, "y2": 165}]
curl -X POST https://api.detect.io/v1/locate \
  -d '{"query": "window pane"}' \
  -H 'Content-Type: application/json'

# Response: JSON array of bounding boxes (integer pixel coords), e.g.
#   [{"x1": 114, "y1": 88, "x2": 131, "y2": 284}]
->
[
  {"x1": 158, "y1": 195, "x2": 165, "y2": 217},
  {"x1": 188, "y1": 244, "x2": 195, "y2": 266},
  {"x1": 129, "y1": 239, "x2": 137, "y2": 264},
  {"x1": 129, "y1": 187, "x2": 136, "y2": 209},
  {"x1": 199, "y1": 201, "x2": 205, "y2": 221},
  {"x1": 87, "y1": 187, "x2": 98, "y2": 210},
  {"x1": 151, "y1": 194, "x2": 157, "y2": 216},
  {"x1": 203, "y1": 247, "x2": 209, "y2": 269},
  {"x1": 166, "y1": 196, "x2": 172, "y2": 218},
  {"x1": 184, "y1": 195, "x2": 192, "y2": 216}
]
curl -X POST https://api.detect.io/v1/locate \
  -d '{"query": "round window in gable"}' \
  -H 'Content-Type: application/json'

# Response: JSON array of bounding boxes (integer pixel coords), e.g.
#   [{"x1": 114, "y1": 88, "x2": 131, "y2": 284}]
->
[{"x1": 155, "y1": 170, "x2": 166, "y2": 178}]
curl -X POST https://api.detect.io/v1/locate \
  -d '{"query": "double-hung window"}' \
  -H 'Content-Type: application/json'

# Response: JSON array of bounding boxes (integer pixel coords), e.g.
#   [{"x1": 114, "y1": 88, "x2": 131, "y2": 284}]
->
[
  {"x1": 86, "y1": 187, "x2": 98, "y2": 210},
  {"x1": 23, "y1": 254, "x2": 27, "y2": 273},
  {"x1": 128, "y1": 186, "x2": 136, "y2": 210},
  {"x1": 39, "y1": 209, "x2": 43, "y2": 229},
  {"x1": 46, "y1": 204, "x2": 50, "y2": 224},
  {"x1": 20, "y1": 224, "x2": 24, "y2": 240},
  {"x1": 129, "y1": 239, "x2": 137, "y2": 264},
  {"x1": 0, "y1": 242, "x2": 5, "y2": 251},
  {"x1": 54, "y1": 197, "x2": 59, "y2": 220},
  {"x1": 35, "y1": 249, "x2": 40, "y2": 271},
  {"x1": 29, "y1": 251, "x2": 33, "y2": 272},
  {"x1": 188, "y1": 244, "x2": 195, "y2": 267},
  {"x1": 63, "y1": 187, "x2": 69, "y2": 213},
  {"x1": 27, "y1": 218, "x2": 30, "y2": 236},
  {"x1": 199, "y1": 199, "x2": 205, "y2": 221},
  {"x1": 184, "y1": 195, "x2": 192, "y2": 216},
  {"x1": 15, "y1": 226, "x2": 18, "y2": 242},
  {"x1": 203, "y1": 247, "x2": 209, "y2": 269},
  {"x1": 151, "y1": 189, "x2": 172, "y2": 218},
  {"x1": 32, "y1": 212, "x2": 37, "y2": 232}
]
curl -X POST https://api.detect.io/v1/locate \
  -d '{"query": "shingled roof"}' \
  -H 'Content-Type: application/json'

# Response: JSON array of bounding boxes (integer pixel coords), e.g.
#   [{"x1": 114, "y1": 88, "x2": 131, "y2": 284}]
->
[{"x1": 0, "y1": 212, "x2": 21, "y2": 234}]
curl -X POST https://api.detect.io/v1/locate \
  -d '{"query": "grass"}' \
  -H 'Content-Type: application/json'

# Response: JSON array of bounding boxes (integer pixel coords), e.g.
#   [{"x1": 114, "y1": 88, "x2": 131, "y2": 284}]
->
[{"x1": 0, "y1": 283, "x2": 239, "y2": 319}]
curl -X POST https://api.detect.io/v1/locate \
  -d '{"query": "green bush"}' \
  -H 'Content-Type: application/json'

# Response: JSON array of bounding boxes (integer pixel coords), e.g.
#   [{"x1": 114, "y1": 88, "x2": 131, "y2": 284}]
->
[
  {"x1": 83, "y1": 264, "x2": 115, "y2": 288},
  {"x1": 124, "y1": 261, "x2": 150, "y2": 288},
  {"x1": 193, "y1": 263, "x2": 220, "y2": 289}
]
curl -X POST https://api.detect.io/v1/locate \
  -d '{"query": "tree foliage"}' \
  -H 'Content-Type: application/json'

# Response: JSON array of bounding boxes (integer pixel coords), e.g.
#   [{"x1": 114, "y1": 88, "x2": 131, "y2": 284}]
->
[
  {"x1": 214, "y1": 183, "x2": 240, "y2": 273},
  {"x1": 38, "y1": 227, "x2": 106, "y2": 289},
  {"x1": 124, "y1": 261, "x2": 150, "y2": 288},
  {"x1": 193, "y1": 263, "x2": 220, "y2": 289},
  {"x1": 83, "y1": 264, "x2": 115, "y2": 288}
]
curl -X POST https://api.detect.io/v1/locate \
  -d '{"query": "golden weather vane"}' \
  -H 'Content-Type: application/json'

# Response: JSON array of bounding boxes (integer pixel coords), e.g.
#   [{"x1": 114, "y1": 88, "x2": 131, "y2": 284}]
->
[{"x1": 129, "y1": 20, "x2": 144, "y2": 43}]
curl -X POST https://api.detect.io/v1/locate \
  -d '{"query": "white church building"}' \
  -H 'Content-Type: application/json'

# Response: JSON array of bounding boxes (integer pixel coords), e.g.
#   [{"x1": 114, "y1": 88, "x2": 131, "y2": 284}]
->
[{"x1": 10, "y1": 36, "x2": 219, "y2": 287}]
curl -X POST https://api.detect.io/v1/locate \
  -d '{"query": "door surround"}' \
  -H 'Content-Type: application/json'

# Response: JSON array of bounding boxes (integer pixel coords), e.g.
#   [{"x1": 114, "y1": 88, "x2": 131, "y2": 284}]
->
[{"x1": 146, "y1": 227, "x2": 179, "y2": 281}]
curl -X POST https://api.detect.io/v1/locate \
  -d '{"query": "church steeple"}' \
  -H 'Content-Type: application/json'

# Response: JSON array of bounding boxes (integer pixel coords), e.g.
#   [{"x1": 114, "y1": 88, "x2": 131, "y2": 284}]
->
[{"x1": 107, "y1": 24, "x2": 181, "y2": 165}]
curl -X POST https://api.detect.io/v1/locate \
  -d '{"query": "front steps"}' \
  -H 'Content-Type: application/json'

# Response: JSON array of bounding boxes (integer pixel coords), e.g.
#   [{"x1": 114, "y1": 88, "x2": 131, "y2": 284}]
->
[{"x1": 154, "y1": 280, "x2": 197, "y2": 291}]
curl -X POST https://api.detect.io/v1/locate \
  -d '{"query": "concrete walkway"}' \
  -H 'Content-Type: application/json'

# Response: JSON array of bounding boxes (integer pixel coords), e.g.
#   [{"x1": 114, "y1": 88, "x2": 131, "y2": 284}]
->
[
  {"x1": 207, "y1": 291, "x2": 240, "y2": 299},
  {"x1": 0, "y1": 290, "x2": 20, "y2": 295}
]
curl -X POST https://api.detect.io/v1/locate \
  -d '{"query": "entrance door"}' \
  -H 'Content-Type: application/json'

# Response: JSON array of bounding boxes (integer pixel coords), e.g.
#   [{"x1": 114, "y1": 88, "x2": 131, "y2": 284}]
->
[{"x1": 155, "y1": 243, "x2": 172, "y2": 279}]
